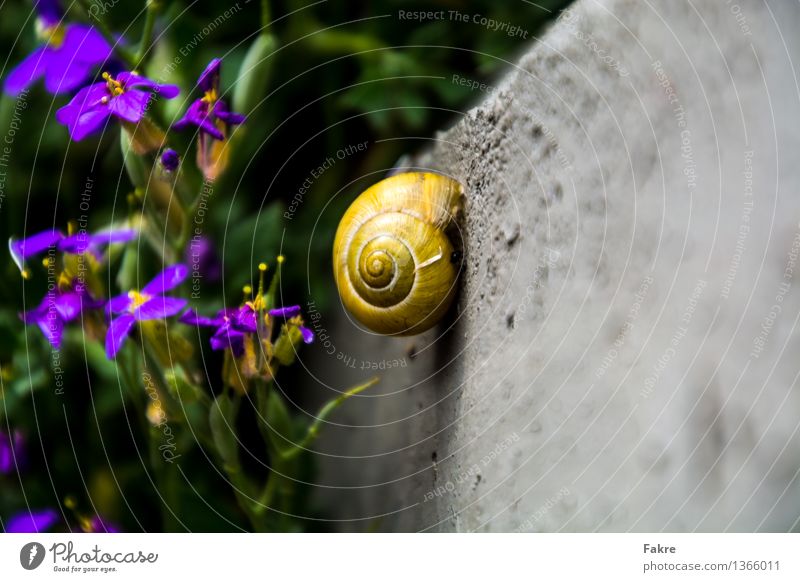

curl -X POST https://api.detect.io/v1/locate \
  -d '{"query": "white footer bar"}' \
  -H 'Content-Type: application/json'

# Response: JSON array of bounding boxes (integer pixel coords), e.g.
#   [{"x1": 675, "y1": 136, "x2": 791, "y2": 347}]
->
[{"x1": 0, "y1": 533, "x2": 797, "y2": 580}]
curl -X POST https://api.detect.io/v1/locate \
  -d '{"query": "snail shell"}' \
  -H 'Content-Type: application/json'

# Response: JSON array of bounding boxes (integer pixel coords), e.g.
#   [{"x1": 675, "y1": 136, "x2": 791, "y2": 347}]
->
[{"x1": 333, "y1": 172, "x2": 464, "y2": 336}]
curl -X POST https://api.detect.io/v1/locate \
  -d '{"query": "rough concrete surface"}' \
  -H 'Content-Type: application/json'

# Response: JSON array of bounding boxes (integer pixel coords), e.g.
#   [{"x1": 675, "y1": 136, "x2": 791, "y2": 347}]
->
[{"x1": 307, "y1": 0, "x2": 800, "y2": 531}]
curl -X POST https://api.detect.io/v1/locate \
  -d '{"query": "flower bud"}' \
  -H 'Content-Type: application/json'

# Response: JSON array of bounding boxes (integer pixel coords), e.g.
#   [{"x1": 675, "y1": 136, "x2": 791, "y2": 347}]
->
[
  {"x1": 122, "y1": 118, "x2": 167, "y2": 155},
  {"x1": 273, "y1": 324, "x2": 303, "y2": 366},
  {"x1": 233, "y1": 33, "x2": 277, "y2": 116},
  {"x1": 160, "y1": 148, "x2": 180, "y2": 172}
]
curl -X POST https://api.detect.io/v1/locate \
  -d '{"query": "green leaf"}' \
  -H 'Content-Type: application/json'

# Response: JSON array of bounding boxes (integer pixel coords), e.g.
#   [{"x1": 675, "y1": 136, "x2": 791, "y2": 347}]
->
[
  {"x1": 116, "y1": 244, "x2": 139, "y2": 293},
  {"x1": 164, "y1": 368, "x2": 202, "y2": 404},
  {"x1": 120, "y1": 129, "x2": 149, "y2": 189},
  {"x1": 256, "y1": 384, "x2": 294, "y2": 454},
  {"x1": 233, "y1": 33, "x2": 278, "y2": 117},
  {"x1": 209, "y1": 393, "x2": 241, "y2": 472}
]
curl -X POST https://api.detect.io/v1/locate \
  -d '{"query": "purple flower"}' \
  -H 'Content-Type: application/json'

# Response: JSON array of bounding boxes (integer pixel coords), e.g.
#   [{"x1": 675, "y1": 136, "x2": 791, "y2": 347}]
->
[
  {"x1": 56, "y1": 71, "x2": 179, "y2": 141},
  {"x1": 173, "y1": 59, "x2": 245, "y2": 139},
  {"x1": 160, "y1": 148, "x2": 180, "y2": 172},
  {"x1": 5, "y1": 508, "x2": 59, "y2": 533},
  {"x1": 179, "y1": 304, "x2": 257, "y2": 357},
  {"x1": 21, "y1": 284, "x2": 102, "y2": 349},
  {"x1": 9, "y1": 227, "x2": 136, "y2": 273},
  {"x1": 173, "y1": 59, "x2": 245, "y2": 181},
  {"x1": 105, "y1": 264, "x2": 189, "y2": 359},
  {"x1": 58, "y1": 229, "x2": 137, "y2": 257},
  {"x1": 269, "y1": 305, "x2": 314, "y2": 344},
  {"x1": 185, "y1": 236, "x2": 220, "y2": 282},
  {"x1": 4, "y1": 1, "x2": 112, "y2": 96},
  {"x1": 8, "y1": 229, "x2": 62, "y2": 273},
  {"x1": 35, "y1": 0, "x2": 61, "y2": 26},
  {"x1": 0, "y1": 430, "x2": 26, "y2": 474},
  {"x1": 268, "y1": 305, "x2": 301, "y2": 318}
]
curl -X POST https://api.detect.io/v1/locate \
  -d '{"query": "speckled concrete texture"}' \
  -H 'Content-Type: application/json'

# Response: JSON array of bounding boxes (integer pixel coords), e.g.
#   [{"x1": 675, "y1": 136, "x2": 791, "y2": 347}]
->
[{"x1": 309, "y1": 0, "x2": 800, "y2": 531}]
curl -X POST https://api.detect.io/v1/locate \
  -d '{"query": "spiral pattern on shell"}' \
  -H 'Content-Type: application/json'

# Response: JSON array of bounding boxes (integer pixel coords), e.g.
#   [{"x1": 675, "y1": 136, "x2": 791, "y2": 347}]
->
[{"x1": 333, "y1": 172, "x2": 464, "y2": 335}]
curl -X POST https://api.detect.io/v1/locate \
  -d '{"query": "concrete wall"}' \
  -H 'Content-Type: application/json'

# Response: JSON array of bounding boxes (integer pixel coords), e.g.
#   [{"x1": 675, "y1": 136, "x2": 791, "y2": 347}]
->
[{"x1": 308, "y1": 0, "x2": 800, "y2": 531}]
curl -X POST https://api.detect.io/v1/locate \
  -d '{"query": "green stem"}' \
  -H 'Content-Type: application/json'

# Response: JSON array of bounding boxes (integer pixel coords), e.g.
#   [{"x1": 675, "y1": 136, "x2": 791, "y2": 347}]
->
[
  {"x1": 256, "y1": 468, "x2": 279, "y2": 512},
  {"x1": 118, "y1": 342, "x2": 178, "y2": 530},
  {"x1": 76, "y1": 0, "x2": 136, "y2": 67},
  {"x1": 176, "y1": 176, "x2": 212, "y2": 251},
  {"x1": 136, "y1": 0, "x2": 160, "y2": 66},
  {"x1": 279, "y1": 376, "x2": 379, "y2": 460},
  {"x1": 117, "y1": 346, "x2": 146, "y2": 423},
  {"x1": 140, "y1": 334, "x2": 186, "y2": 420},
  {"x1": 137, "y1": 336, "x2": 191, "y2": 531},
  {"x1": 261, "y1": 0, "x2": 271, "y2": 29}
]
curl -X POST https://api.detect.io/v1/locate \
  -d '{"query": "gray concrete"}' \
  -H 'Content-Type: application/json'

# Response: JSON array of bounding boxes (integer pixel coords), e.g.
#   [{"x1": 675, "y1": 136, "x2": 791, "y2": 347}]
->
[{"x1": 307, "y1": 0, "x2": 800, "y2": 531}]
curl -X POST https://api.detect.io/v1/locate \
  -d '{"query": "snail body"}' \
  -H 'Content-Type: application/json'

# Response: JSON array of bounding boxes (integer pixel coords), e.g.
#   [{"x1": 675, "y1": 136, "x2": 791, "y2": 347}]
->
[{"x1": 333, "y1": 172, "x2": 463, "y2": 335}]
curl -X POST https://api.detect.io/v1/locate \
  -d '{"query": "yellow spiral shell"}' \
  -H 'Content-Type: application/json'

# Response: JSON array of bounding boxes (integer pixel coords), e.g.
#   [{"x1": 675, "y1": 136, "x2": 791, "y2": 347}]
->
[{"x1": 333, "y1": 172, "x2": 464, "y2": 335}]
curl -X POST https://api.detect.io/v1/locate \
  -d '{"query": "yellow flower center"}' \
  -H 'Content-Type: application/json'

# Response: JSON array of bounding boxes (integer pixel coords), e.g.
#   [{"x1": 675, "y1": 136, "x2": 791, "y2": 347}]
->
[
  {"x1": 202, "y1": 87, "x2": 218, "y2": 105},
  {"x1": 102, "y1": 72, "x2": 125, "y2": 97},
  {"x1": 37, "y1": 22, "x2": 65, "y2": 48},
  {"x1": 127, "y1": 290, "x2": 151, "y2": 310}
]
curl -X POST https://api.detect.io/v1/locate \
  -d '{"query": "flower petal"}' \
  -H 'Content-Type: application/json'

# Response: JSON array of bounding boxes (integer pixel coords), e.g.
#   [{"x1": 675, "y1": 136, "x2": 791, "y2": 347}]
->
[
  {"x1": 108, "y1": 90, "x2": 149, "y2": 123},
  {"x1": 106, "y1": 293, "x2": 132, "y2": 314},
  {"x1": 35, "y1": 0, "x2": 63, "y2": 26},
  {"x1": 24, "y1": 294, "x2": 64, "y2": 348},
  {"x1": 63, "y1": 24, "x2": 112, "y2": 64},
  {"x1": 43, "y1": 25, "x2": 111, "y2": 94},
  {"x1": 234, "y1": 304, "x2": 258, "y2": 332},
  {"x1": 197, "y1": 58, "x2": 221, "y2": 92},
  {"x1": 154, "y1": 83, "x2": 180, "y2": 99},
  {"x1": 88, "y1": 228, "x2": 137, "y2": 246},
  {"x1": 179, "y1": 309, "x2": 222, "y2": 327},
  {"x1": 198, "y1": 118, "x2": 225, "y2": 140},
  {"x1": 173, "y1": 99, "x2": 224, "y2": 139},
  {"x1": 3, "y1": 47, "x2": 50, "y2": 96},
  {"x1": 56, "y1": 233, "x2": 91, "y2": 254},
  {"x1": 269, "y1": 305, "x2": 302, "y2": 318},
  {"x1": 45, "y1": 60, "x2": 95, "y2": 94},
  {"x1": 299, "y1": 325, "x2": 315, "y2": 344},
  {"x1": 105, "y1": 313, "x2": 136, "y2": 359},
  {"x1": 136, "y1": 296, "x2": 187, "y2": 320},
  {"x1": 142, "y1": 264, "x2": 189, "y2": 294},
  {"x1": 0, "y1": 434, "x2": 11, "y2": 474},
  {"x1": 53, "y1": 292, "x2": 82, "y2": 321},
  {"x1": 55, "y1": 82, "x2": 107, "y2": 125},
  {"x1": 55, "y1": 81, "x2": 112, "y2": 141},
  {"x1": 5, "y1": 508, "x2": 59, "y2": 533},
  {"x1": 37, "y1": 314, "x2": 64, "y2": 349},
  {"x1": 213, "y1": 100, "x2": 246, "y2": 125},
  {"x1": 19, "y1": 296, "x2": 49, "y2": 325},
  {"x1": 68, "y1": 108, "x2": 111, "y2": 141},
  {"x1": 210, "y1": 327, "x2": 245, "y2": 356},
  {"x1": 58, "y1": 228, "x2": 135, "y2": 254},
  {"x1": 118, "y1": 72, "x2": 179, "y2": 98},
  {"x1": 217, "y1": 110, "x2": 246, "y2": 126},
  {"x1": 80, "y1": 294, "x2": 105, "y2": 310},
  {"x1": 9, "y1": 229, "x2": 64, "y2": 269},
  {"x1": 0, "y1": 430, "x2": 24, "y2": 474}
]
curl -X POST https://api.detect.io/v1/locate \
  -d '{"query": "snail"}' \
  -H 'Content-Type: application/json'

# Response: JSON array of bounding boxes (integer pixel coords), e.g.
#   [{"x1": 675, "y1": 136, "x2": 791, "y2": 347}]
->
[{"x1": 333, "y1": 171, "x2": 464, "y2": 336}]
